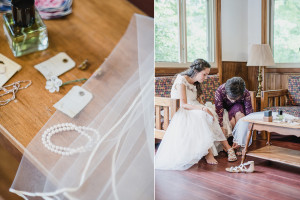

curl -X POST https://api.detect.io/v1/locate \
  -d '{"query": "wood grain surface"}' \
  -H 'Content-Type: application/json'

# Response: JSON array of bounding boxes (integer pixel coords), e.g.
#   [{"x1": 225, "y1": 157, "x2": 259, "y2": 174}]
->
[
  {"x1": 248, "y1": 145, "x2": 300, "y2": 167},
  {"x1": 156, "y1": 139, "x2": 300, "y2": 200},
  {"x1": 243, "y1": 119, "x2": 300, "y2": 129},
  {"x1": 0, "y1": 0, "x2": 145, "y2": 158}
]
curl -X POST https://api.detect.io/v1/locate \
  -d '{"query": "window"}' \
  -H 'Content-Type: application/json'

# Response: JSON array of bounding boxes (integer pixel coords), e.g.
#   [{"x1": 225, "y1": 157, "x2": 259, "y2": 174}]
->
[
  {"x1": 155, "y1": 0, "x2": 215, "y2": 65},
  {"x1": 270, "y1": 0, "x2": 300, "y2": 64}
]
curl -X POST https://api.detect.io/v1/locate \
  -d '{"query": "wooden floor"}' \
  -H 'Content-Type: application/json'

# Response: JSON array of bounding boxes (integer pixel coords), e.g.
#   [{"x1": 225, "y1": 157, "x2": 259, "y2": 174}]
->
[
  {"x1": 0, "y1": 145, "x2": 22, "y2": 200},
  {"x1": 155, "y1": 138, "x2": 300, "y2": 200}
]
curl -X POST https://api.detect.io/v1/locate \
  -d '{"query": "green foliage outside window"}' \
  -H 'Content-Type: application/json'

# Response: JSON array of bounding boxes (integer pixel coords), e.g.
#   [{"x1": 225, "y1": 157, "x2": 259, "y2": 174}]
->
[
  {"x1": 274, "y1": 0, "x2": 300, "y2": 63},
  {"x1": 155, "y1": 0, "x2": 209, "y2": 63},
  {"x1": 155, "y1": 0, "x2": 179, "y2": 62}
]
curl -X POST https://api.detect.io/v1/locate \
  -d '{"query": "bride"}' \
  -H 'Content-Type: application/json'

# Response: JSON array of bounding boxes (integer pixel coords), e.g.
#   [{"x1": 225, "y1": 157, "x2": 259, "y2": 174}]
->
[{"x1": 155, "y1": 59, "x2": 237, "y2": 170}]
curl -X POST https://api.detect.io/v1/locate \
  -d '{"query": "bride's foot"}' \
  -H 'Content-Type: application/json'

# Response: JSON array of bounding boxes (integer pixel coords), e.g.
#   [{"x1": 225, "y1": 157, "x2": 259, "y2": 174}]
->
[{"x1": 205, "y1": 154, "x2": 218, "y2": 165}]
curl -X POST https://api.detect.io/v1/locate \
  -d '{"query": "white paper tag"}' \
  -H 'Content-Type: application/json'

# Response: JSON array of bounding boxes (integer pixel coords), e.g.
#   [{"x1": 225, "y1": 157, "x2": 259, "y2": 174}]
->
[
  {"x1": 54, "y1": 86, "x2": 93, "y2": 118},
  {"x1": 34, "y1": 52, "x2": 75, "y2": 80},
  {"x1": 0, "y1": 53, "x2": 22, "y2": 87}
]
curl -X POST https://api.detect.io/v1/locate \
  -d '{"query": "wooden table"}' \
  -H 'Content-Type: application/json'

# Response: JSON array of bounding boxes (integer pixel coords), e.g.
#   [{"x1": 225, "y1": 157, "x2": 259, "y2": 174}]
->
[
  {"x1": 242, "y1": 119, "x2": 300, "y2": 167},
  {"x1": 0, "y1": 1, "x2": 144, "y2": 160}
]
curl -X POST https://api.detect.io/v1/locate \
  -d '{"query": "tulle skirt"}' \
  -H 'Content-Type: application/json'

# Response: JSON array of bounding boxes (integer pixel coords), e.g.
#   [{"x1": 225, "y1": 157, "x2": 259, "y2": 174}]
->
[{"x1": 155, "y1": 108, "x2": 226, "y2": 170}]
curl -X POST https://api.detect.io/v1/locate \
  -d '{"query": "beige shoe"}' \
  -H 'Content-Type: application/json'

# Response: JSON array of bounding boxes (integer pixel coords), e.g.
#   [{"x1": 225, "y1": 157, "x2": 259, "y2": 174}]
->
[
  {"x1": 225, "y1": 161, "x2": 255, "y2": 173},
  {"x1": 227, "y1": 148, "x2": 237, "y2": 162}
]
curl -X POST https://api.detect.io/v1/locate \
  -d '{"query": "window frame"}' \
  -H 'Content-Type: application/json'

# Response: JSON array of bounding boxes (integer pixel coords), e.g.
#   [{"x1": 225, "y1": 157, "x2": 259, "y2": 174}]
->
[
  {"x1": 155, "y1": 0, "x2": 216, "y2": 68},
  {"x1": 269, "y1": 0, "x2": 300, "y2": 68}
]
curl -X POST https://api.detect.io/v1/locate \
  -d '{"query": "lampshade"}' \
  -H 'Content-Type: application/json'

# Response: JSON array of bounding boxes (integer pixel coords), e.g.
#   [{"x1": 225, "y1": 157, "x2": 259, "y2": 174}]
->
[{"x1": 247, "y1": 44, "x2": 275, "y2": 66}]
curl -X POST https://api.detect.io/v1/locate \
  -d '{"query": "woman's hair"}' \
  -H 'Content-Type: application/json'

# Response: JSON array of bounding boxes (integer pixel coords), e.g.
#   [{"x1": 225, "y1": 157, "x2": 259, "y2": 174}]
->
[
  {"x1": 225, "y1": 77, "x2": 246, "y2": 100},
  {"x1": 180, "y1": 58, "x2": 211, "y2": 100}
]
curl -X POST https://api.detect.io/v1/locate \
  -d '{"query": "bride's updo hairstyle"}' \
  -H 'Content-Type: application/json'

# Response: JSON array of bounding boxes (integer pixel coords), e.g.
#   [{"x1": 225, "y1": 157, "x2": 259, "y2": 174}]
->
[{"x1": 180, "y1": 58, "x2": 211, "y2": 100}]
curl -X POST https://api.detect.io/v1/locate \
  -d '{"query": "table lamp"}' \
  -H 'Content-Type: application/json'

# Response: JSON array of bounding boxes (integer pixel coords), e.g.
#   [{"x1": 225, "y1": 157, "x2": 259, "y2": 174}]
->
[{"x1": 247, "y1": 44, "x2": 275, "y2": 98}]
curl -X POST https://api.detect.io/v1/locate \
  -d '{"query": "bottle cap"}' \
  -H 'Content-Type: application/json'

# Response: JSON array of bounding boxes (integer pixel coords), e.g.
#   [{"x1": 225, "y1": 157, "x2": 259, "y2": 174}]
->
[
  {"x1": 279, "y1": 110, "x2": 283, "y2": 115},
  {"x1": 264, "y1": 110, "x2": 272, "y2": 117},
  {"x1": 12, "y1": 0, "x2": 35, "y2": 27}
]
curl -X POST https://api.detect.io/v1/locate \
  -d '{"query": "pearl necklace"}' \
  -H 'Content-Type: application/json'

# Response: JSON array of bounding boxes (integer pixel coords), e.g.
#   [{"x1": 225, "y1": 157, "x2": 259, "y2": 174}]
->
[
  {"x1": 0, "y1": 80, "x2": 32, "y2": 106},
  {"x1": 42, "y1": 123, "x2": 100, "y2": 156}
]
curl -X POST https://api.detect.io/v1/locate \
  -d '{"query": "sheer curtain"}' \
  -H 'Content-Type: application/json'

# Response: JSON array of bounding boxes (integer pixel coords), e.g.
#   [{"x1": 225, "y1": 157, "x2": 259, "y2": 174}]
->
[{"x1": 10, "y1": 14, "x2": 154, "y2": 200}]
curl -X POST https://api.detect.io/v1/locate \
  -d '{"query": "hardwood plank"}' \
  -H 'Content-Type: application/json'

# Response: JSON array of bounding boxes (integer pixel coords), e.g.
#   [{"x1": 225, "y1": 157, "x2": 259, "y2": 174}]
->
[
  {"x1": 156, "y1": 139, "x2": 300, "y2": 200},
  {"x1": 156, "y1": 170, "x2": 235, "y2": 200}
]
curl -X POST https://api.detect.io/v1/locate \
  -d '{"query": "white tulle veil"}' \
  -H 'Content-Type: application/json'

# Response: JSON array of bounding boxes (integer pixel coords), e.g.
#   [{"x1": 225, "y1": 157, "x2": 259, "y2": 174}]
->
[{"x1": 10, "y1": 14, "x2": 154, "y2": 200}]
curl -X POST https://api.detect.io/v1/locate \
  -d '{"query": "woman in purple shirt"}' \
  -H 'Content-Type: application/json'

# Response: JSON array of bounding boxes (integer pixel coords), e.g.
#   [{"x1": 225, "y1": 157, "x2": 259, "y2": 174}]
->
[{"x1": 215, "y1": 77, "x2": 253, "y2": 150}]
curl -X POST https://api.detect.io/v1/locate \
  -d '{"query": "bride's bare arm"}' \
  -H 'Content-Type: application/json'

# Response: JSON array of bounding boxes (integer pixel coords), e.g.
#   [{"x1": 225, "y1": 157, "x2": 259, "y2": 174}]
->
[{"x1": 178, "y1": 84, "x2": 213, "y2": 118}]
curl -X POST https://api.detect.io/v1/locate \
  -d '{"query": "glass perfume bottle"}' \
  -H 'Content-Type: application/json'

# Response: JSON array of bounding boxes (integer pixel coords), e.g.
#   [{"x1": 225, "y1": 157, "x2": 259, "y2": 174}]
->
[
  {"x1": 277, "y1": 110, "x2": 284, "y2": 121},
  {"x1": 2, "y1": 0, "x2": 48, "y2": 57}
]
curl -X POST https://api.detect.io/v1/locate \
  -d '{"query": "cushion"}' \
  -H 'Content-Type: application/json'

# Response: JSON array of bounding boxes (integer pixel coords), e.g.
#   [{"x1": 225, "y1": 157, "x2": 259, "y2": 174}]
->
[
  {"x1": 200, "y1": 75, "x2": 220, "y2": 103},
  {"x1": 287, "y1": 75, "x2": 300, "y2": 106},
  {"x1": 264, "y1": 106, "x2": 300, "y2": 117},
  {"x1": 155, "y1": 76, "x2": 173, "y2": 98},
  {"x1": 155, "y1": 75, "x2": 220, "y2": 102}
]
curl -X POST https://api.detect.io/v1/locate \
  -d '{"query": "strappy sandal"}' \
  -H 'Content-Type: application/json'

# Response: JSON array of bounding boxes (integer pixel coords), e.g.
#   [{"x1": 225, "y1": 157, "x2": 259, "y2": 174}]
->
[
  {"x1": 227, "y1": 148, "x2": 237, "y2": 162},
  {"x1": 225, "y1": 161, "x2": 255, "y2": 173}
]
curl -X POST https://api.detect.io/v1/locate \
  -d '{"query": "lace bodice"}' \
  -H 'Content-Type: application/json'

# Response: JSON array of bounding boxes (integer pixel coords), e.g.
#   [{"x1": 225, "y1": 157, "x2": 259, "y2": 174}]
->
[{"x1": 171, "y1": 74, "x2": 199, "y2": 105}]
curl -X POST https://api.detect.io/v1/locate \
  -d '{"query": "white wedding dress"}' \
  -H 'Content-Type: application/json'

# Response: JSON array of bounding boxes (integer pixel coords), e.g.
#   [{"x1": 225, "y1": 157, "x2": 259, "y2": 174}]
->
[{"x1": 155, "y1": 74, "x2": 227, "y2": 170}]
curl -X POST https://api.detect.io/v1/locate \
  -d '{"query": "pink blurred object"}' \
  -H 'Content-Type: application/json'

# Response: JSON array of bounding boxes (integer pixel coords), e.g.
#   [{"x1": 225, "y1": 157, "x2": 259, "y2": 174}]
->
[
  {"x1": 35, "y1": 0, "x2": 64, "y2": 9},
  {"x1": 35, "y1": 0, "x2": 73, "y2": 19}
]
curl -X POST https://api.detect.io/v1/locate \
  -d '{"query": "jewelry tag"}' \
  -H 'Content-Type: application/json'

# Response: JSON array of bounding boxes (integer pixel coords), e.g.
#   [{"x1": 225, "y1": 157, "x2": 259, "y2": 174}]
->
[
  {"x1": 34, "y1": 52, "x2": 75, "y2": 80},
  {"x1": 54, "y1": 86, "x2": 93, "y2": 118},
  {"x1": 0, "y1": 53, "x2": 22, "y2": 87}
]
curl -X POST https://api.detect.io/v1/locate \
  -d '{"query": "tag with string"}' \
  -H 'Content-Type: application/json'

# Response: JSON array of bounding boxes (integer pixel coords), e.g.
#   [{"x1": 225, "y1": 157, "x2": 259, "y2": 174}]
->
[
  {"x1": 0, "y1": 54, "x2": 22, "y2": 87},
  {"x1": 34, "y1": 52, "x2": 75, "y2": 80},
  {"x1": 54, "y1": 86, "x2": 93, "y2": 118}
]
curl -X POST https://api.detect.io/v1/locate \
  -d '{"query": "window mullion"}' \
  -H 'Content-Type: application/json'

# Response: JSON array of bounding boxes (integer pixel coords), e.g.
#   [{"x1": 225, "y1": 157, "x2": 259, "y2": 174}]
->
[
  {"x1": 269, "y1": 0, "x2": 274, "y2": 55},
  {"x1": 182, "y1": 0, "x2": 187, "y2": 63},
  {"x1": 178, "y1": 0, "x2": 187, "y2": 63}
]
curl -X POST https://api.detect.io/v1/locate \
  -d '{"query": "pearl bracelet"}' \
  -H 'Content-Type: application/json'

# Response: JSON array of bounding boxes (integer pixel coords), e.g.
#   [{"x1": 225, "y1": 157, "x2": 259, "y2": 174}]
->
[{"x1": 42, "y1": 123, "x2": 100, "y2": 156}]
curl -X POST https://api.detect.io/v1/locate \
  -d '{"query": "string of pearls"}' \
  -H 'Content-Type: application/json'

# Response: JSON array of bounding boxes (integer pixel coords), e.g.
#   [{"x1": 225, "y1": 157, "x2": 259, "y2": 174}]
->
[
  {"x1": 0, "y1": 80, "x2": 32, "y2": 106},
  {"x1": 42, "y1": 123, "x2": 100, "y2": 156}
]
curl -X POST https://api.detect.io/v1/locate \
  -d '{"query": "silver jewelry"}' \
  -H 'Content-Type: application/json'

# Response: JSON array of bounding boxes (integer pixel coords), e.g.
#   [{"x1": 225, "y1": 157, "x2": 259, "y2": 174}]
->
[
  {"x1": 0, "y1": 80, "x2": 31, "y2": 106},
  {"x1": 42, "y1": 123, "x2": 100, "y2": 156}
]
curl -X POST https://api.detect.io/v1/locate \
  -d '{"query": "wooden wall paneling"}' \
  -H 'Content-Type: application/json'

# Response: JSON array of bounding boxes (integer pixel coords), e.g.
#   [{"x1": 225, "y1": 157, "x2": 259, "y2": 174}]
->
[
  {"x1": 264, "y1": 69, "x2": 300, "y2": 90},
  {"x1": 155, "y1": 67, "x2": 218, "y2": 77},
  {"x1": 248, "y1": 66, "x2": 259, "y2": 92},
  {"x1": 264, "y1": 68, "x2": 300, "y2": 73},
  {"x1": 281, "y1": 74, "x2": 289, "y2": 89},
  {"x1": 265, "y1": 73, "x2": 270, "y2": 90},
  {"x1": 222, "y1": 62, "x2": 248, "y2": 88},
  {"x1": 275, "y1": 73, "x2": 281, "y2": 89}
]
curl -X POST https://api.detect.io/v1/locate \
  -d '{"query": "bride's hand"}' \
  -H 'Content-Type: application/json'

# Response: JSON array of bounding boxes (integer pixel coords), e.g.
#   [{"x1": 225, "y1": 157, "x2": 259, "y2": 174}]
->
[
  {"x1": 182, "y1": 104, "x2": 191, "y2": 110},
  {"x1": 202, "y1": 107, "x2": 214, "y2": 120}
]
